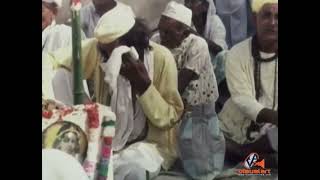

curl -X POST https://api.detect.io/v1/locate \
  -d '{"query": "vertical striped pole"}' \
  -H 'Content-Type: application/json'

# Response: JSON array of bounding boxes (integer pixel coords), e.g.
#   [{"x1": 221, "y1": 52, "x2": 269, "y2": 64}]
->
[{"x1": 71, "y1": 0, "x2": 85, "y2": 105}]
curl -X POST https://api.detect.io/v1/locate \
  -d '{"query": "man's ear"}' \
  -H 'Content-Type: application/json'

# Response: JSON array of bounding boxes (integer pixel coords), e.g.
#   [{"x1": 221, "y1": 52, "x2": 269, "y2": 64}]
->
[{"x1": 179, "y1": 24, "x2": 191, "y2": 39}]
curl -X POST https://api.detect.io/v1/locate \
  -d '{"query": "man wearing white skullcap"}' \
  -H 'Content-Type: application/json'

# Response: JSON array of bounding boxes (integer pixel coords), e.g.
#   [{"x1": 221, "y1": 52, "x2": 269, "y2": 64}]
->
[
  {"x1": 218, "y1": 0, "x2": 278, "y2": 167},
  {"x1": 185, "y1": 0, "x2": 229, "y2": 113},
  {"x1": 152, "y1": 1, "x2": 226, "y2": 179},
  {"x1": 80, "y1": 0, "x2": 125, "y2": 38},
  {"x1": 43, "y1": 3, "x2": 184, "y2": 180},
  {"x1": 80, "y1": 0, "x2": 130, "y2": 99}
]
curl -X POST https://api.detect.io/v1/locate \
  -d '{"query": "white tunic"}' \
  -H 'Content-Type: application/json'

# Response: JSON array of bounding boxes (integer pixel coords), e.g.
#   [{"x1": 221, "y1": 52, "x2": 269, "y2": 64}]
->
[
  {"x1": 42, "y1": 21, "x2": 89, "y2": 105},
  {"x1": 42, "y1": 21, "x2": 72, "y2": 53},
  {"x1": 218, "y1": 37, "x2": 278, "y2": 144}
]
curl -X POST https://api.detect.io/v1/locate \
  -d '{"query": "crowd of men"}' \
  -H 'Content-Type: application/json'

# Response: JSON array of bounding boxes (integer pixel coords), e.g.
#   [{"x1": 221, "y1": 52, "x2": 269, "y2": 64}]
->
[{"x1": 42, "y1": 0, "x2": 278, "y2": 179}]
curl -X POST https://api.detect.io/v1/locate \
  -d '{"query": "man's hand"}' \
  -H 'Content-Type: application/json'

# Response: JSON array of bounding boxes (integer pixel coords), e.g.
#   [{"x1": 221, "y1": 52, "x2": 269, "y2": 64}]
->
[
  {"x1": 120, "y1": 54, "x2": 151, "y2": 95},
  {"x1": 206, "y1": 39, "x2": 223, "y2": 56},
  {"x1": 257, "y1": 108, "x2": 278, "y2": 126},
  {"x1": 187, "y1": 28, "x2": 223, "y2": 55}
]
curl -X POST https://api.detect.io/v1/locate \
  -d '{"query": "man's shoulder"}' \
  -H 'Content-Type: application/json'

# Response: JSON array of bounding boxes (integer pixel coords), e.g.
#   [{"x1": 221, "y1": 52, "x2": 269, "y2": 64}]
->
[
  {"x1": 49, "y1": 24, "x2": 72, "y2": 37},
  {"x1": 188, "y1": 34, "x2": 207, "y2": 46},
  {"x1": 229, "y1": 37, "x2": 252, "y2": 54},
  {"x1": 150, "y1": 41, "x2": 175, "y2": 65},
  {"x1": 150, "y1": 41, "x2": 172, "y2": 56},
  {"x1": 53, "y1": 24, "x2": 71, "y2": 30},
  {"x1": 226, "y1": 37, "x2": 252, "y2": 64},
  {"x1": 185, "y1": 34, "x2": 209, "y2": 52}
]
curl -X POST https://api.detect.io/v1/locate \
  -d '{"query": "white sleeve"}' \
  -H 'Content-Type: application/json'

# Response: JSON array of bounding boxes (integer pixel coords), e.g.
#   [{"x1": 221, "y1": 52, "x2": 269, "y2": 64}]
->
[
  {"x1": 183, "y1": 38, "x2": 209, "y2": 75},
  {"x1": 225, "y1": 47, "x2": 265, "y2": 121},
  {"x1": 211, "y1": 15, "x2": 228, "y2": 50},
  {"x1": 42, "y1": 53, "x2": 56, "y2": 100},
  {"x1": 52, "y1": 68, "x2": 90, "y2": 106}
]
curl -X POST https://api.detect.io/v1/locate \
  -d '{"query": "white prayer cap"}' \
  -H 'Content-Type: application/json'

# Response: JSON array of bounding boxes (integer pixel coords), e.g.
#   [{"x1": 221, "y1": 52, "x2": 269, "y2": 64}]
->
[
  {"x1": 251, "y1": 0, "x2": 278, "y2": 13},
  {"x1": 42, "y1": 149, "x2": 89, "y2": 180},
  {"x1": 162, "y1": 1, "x2": 192, "y2": 27},
  {"x1": 94, "y1": 3, "x2": 136, "y2": 44},
  {"x1": 42, "y1": 0, "x2": 63, "y2": 8}
]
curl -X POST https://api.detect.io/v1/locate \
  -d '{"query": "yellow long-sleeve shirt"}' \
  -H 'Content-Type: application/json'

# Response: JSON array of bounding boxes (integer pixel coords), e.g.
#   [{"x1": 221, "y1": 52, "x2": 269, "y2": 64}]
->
[{"x1": 43, "y1": 38, "x2": 184, "y2": 169}]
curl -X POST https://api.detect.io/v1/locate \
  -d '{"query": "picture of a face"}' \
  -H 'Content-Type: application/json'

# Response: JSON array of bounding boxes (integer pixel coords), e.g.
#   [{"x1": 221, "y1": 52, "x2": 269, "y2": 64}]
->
[
  {"x1": 42, "y1": 121, "x2": 88, "y2": 163},
  {"x1": 56, "y1": 131, "x2": 80, "y2": 156}
]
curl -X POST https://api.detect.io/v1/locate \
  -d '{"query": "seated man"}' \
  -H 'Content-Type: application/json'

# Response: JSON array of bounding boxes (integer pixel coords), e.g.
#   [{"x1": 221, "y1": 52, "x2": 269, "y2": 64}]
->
[
  {"x1": 185, "y1": 0, "x2": 227, "y2": 56},
  {"x1": 185, "y1": 0, "x2": 229, "y2": 113},
  {"x1": 218, "y1": 0, "x2": 278, "y2": 167},
  {"x1": 153, "y1": 1, "x2": 225, "y2": 179},
  {"x1": 80, "y1": 0, "x2": 122, "y2": 97},
  {"x1": 42, "y1": 0, "x2": 86, "y2": 52},
  {"x1": 43, "y1": 4, "x2": 184, "y2": 180},
  {"x1": 42, "y1": 0, "x2": 88, "y2": 104}
]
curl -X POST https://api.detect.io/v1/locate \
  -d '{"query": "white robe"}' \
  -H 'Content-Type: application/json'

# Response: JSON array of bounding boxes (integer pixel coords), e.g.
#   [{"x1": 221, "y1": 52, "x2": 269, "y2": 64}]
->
[
  {"x1": 203, "y1": 0, "x2": 228, "y2": 51},
  {"x1": 42, "y1": 21, "x2": 72, "y2": 53},
  {"x1": 218, "y1": 37, "x2": 278, "y2": 147},
  {"x1": 42, "y1": 21, "x2": 89, "y2": 105}
]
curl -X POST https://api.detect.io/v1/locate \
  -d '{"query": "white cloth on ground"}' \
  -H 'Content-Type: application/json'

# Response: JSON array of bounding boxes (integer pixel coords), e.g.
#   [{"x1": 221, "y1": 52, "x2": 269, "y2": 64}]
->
[
  {"x1": 42, "y1": 149, "x2": 89, "y2": 180},
  {"x1": 113, "y1": 142, "x2": 163, "y2": 180}
]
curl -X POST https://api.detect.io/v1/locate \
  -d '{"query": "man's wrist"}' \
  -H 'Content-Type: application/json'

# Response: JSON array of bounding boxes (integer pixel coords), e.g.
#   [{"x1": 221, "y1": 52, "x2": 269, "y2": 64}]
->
[
  {"x1": 257, "y1": 108, "x2": 278, "y2": 126},
  {"x1": 135, "y1": 78, "x2": 151, "y2": 96}
]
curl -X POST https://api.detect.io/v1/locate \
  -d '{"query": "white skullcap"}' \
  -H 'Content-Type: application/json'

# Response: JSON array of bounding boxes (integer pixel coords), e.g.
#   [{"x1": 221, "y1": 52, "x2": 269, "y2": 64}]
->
[
  {"x1": 251, "y1": 0, "x2": 278, "y2": 13},
  {"x1": 94, "y1": 3, "x2": 136, "y2": 44},
  {"x1": 162, "y1": 1, "x2": 192, "y2": 27},
  {"x1": 42, "y1": 0, "x2": 63, "y2": 8}
]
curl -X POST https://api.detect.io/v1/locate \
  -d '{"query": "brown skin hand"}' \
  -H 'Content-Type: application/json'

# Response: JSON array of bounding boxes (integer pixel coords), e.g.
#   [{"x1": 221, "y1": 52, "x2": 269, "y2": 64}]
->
[
  {"x1": 178, "y1": 69, "x2": 198, "y2": 95},
  {"x1": 98, "y1": 40, "x2": 151, "y2": 95},
  {"x1": 254, "y1": 3, "x2": 278, "y2": 126}
]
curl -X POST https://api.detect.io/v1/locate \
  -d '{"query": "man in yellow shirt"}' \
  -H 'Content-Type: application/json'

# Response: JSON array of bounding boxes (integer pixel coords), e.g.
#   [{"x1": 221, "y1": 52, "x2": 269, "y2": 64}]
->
[{"x1": 42, "y1": 4, "x2": 183, "y2": 180}]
